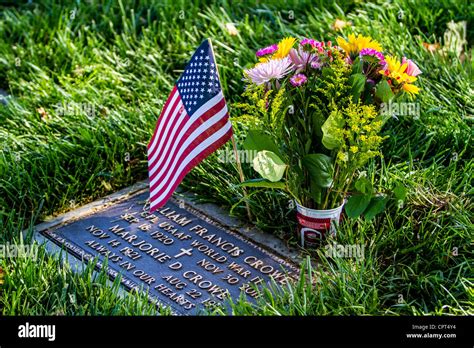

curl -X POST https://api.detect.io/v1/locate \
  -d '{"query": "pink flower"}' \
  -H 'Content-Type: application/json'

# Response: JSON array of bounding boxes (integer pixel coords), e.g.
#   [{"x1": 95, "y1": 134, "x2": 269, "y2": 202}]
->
[
  {"x1": 244, "y1": 57, "x2": 293, "y2": 85},
  {"x1": 256, "y1": 44, "x2": 278, "y2": 57},
  {"x1": 402, "y1": 57, "x2": 422, "y2": 77},
  {"x1": 290, "y1": 73, "x2": 307, "y2": 87},
  {"x1": 360, "y1": 48, "x2": 385, "y2": 61},
  {"x1": 289, "y1": 47, "x2": 318, "y2": 72},
  {"x1": 360, "y1": 48, "x2": 387, "y2": 68},
  {"x1": 300, "y1": 38, "x2": 320, "y2": 48}
]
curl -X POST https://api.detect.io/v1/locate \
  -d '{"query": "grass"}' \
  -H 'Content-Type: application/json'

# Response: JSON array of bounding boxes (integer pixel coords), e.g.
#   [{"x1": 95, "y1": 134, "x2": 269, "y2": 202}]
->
[{"x1": 0, "y1": 0, "x2": 472, "y2": 315}]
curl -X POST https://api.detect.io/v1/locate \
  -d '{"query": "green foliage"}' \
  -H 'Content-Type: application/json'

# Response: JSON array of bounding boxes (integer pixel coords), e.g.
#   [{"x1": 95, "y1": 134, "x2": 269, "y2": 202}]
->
[
  {"x1": 322, "y1": 109, "x2": 345, "y2": 150},
  {"x1": 252, "y1": 150, "x2": 287, "y2": 182},
  {"x1": 345, "y1": 194, "x2": 371, "y2": 218},
  {"x1": 302, "y1": 153, "x2": 334, "y2": 188},
  {"x1": 242, "y1": 130, "x2": 281, "y2": 159},
  {"x1": 375, "y1": 80, "x2": 395, "y2": 103},
  {"x1": 239, "y1": 179, "x2": 286, "y2": 189}
]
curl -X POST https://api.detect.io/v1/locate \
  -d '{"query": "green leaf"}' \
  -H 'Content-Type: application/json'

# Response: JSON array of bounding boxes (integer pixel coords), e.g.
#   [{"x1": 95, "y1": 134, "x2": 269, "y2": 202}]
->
[
  {"x1": 393, "y1": 184, "x2": 407, "y2": 201},
  {"x1": 302, "y1": 153, "x2": 334, "y2": 188},
  {"x1": 252, "y1": 150, "x2": 287, "y2": 182},
  {"x1": 243, "y1": 130, "x2": 281, "y2": 160},
  {"x1": 238, "y1": 178, "x2": 286, "y2": 189},
  {"x1": 321, "y1": 110, "x2": 344, "y2": 150},
  {"x1": 309, "y1": 181, "x2": 323, "y2": 204},
  {"x1": 351, "y1": 56, "x2": 363, "y2": 74},
  {"x1": 364, "y1": 196, "x2": 388, "y2": 220},
  {"x1": 349, "y1": 73, "x2": 366, "y2": 102},
  {"x1": 345, "y1": 194, "x2": 371, "y2": 218},
  {"x1": 375, "y1": 79, "x2": 395, "y2": 103},
  {"x1": 355, "y1": 177, "x2": 373, "y2": 195}
]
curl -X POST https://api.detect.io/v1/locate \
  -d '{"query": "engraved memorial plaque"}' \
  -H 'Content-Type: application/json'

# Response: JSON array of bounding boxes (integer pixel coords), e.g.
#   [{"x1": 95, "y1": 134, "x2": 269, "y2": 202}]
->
[{"x1": 34, "y1": 186, "x2": 296, "y2": 315}]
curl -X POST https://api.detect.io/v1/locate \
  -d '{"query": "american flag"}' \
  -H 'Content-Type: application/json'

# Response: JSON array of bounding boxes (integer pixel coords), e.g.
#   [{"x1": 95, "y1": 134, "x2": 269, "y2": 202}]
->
[{"x1": 147, "y1": 39, "x2": 233, "y2": 212}]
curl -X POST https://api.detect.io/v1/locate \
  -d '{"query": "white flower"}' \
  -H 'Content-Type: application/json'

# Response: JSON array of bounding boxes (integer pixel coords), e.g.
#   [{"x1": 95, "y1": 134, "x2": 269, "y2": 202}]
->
[
  {"x1": 225, "y1": 23, "x2": 239, "y2": 36},
  {"x1": 244, "y1": 57, "x2": 293, "y2": 85}
]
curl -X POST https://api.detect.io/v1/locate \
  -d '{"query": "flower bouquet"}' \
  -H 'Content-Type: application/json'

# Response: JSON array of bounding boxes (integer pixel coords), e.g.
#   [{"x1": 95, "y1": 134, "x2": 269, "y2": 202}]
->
[{"x1": 237, "y1": 34, "x2": 421, "y2": 247}]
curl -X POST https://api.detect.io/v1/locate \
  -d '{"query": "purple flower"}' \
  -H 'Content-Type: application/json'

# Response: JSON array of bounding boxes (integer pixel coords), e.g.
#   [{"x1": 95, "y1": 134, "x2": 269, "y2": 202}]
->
[
  {"x1": 300, "y1": 38, "x2": 324, "y2": 48},
  {"x1": 289, "y1": 47, "x2": 321, "y2": 72},
  {"x1": 310, "y1": 59, "x2": 322, "y2": 69},
  {"x1": 359, "y1": 48, "x2": 386, "y2": 67},
  {"x1": 256, "y1": 44, "x2": 278, "y2": 57},
  {"x1": 290, "y1": 73, "x2": 307, "y2": 87}
]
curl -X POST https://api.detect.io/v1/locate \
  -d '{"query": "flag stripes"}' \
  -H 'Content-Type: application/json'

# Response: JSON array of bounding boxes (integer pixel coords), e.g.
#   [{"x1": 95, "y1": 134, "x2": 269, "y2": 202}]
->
[{"x1": 147, "y1": 39, "x2": 232, "y2": 211}]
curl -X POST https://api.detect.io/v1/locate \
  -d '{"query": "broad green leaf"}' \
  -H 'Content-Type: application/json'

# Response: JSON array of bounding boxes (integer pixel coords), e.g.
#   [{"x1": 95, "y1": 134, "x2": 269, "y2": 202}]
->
[
  {"x1": 355, "y1": 177, "x2": 373, "y2": 195},
  {"x1": 243, "y1": 130, "x2": 281, "y2": 160},
  {"x1": 252, "y1": 150, "x2": 287, "y2": 182},
  {"x1": 321, "y1": 110, "x2": 344, "y2": 150},
  {"x1": 393, "y1": 184, "x2": 407, "y2": 201},
  {"x1": 345, "y1": 194, "x2": 371, "y2": 218},
  {"x1": 349, "y1": 73, "x2": 366, "y2": 102},
  {"x1": 302, "y1": 153, "x2": 334, "y2": 188},
  {"x1": 238, "y1": 178, "x2": 286, "y2": 189},
  {"x1": 310, "y1": 181, "x2": 323, "y2": 204},
  {"x1": 364, "y1": 196, "x2": 388, "y2": 220},
  {"x1": 375, "y1": 79, "x2": 395, "y2": 103}
]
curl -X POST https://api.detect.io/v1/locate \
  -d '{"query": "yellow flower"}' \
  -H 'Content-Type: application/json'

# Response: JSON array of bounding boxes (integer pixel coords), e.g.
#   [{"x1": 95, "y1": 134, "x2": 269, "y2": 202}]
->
[
  {"x1": 403, "y1": 83, "x2": 420, "y2": 95},
  {"x1": 336, "y1": 34, "x2": 382, "y2": 56},
  {"x1": 383, "y1": 56, "x2": 420, "y2": 95},
  {"x1": 337, "y1": 151, "x2": 348, "y2": 162},
  {"x1": 360, "y1": 135, "x2": 367, "y2": 141},
  {"x1": 350, "y1": 146, "x2": 359, "y2": 153},
  {"x1": 363, "y1": 125, "x2": 372, "y2": 132},
  {"x1": 273, "y1": 37, "x2": 296, "y2": 59}
]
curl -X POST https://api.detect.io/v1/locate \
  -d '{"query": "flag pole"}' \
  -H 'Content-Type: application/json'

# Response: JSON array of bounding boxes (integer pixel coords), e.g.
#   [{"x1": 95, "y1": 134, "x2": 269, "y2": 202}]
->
[{"x1": 208, "y1": 39, "x2": 253, "y2": 222}]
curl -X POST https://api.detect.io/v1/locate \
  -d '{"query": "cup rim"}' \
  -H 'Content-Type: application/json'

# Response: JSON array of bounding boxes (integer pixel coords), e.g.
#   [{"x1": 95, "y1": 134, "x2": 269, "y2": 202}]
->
[{"x1": 295, "y1": 200, "x2": 345, "y2": 214}]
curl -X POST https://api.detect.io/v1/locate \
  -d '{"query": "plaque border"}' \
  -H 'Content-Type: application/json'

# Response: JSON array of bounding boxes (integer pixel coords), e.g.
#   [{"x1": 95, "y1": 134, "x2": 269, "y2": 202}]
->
[{"x1": 31, "y1": 182, "x2": 300, "y2": 315}]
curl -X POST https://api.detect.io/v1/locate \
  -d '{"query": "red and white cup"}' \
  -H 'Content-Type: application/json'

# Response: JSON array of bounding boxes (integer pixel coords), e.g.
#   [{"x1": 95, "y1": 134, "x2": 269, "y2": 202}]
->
[{"x1": 296, "y1": 202, "x2": 344, "y2": 248}]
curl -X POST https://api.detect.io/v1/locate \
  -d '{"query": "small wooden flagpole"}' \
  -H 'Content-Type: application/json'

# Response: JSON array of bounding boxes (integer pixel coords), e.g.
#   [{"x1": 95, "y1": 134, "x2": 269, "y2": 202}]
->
[{"x1": 208, "y1": 38, "x2": 252, "y2": 221}]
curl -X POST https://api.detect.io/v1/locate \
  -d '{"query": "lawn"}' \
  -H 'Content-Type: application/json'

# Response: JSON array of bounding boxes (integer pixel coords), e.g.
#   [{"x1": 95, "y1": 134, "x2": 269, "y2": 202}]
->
[{"x1": 0, "y1": 0, "x2": 472, "y2": 315}]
